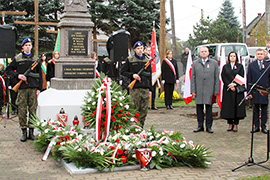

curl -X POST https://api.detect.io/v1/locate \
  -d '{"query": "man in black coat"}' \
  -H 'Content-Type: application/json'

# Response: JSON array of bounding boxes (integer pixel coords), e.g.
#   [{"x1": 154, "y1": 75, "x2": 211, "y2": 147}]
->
[{"x1": 247, "y1": 48, "x2": 270, "y2": 134}]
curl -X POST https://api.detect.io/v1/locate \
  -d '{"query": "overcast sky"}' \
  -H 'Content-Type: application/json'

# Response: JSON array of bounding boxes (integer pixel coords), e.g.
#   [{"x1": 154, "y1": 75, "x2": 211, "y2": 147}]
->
[{"x1": 165, "y1": 0, "x2": 265, "y2": 41}]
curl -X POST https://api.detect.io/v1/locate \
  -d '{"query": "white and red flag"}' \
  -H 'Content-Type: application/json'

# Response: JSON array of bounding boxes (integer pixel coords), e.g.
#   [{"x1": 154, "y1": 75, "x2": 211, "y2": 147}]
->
[
  {"x1": 216, "y1": 47, "x2": 226, "y2": 109},
  {"x1": 233, "y1": 74, "x2": 245, "y2": 86},
  {"x1": 183, "y1": 50, "x2": 193, "y2": 104},
  {"x1": 150, "y1": 27, "x2": 161, "y2": 86}
]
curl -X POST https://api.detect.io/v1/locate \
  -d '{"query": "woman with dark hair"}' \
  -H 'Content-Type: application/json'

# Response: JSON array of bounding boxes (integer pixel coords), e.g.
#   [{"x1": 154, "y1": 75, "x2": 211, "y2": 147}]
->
[
  {"x1": 46, "y1": 50, "x2": 59, "y2": 86},
  {"x1": 221, "y1": 51, "x2": 246, "y2": 132},
  {"x1": 40, "y1": 53, "x2": 47, "y2": 91},
  {"x1": 161, "y1": 50, "x2": 179, "y2": 110}
]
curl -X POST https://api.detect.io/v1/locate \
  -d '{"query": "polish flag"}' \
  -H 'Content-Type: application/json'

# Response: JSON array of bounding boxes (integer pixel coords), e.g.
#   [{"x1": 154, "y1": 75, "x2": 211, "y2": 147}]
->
[
  {"x1": 233, "y1": 74, "x2": 245, "y2": 86},
  {"x1": 216, "y1": 47, "x2": 226, "y2": 109},
  {"x1": 183, "y1": 50, "x2": 193, "y2": 104}
]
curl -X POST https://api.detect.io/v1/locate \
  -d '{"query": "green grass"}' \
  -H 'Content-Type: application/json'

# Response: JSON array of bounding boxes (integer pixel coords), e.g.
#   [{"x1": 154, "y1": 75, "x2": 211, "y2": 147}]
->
[
  {"x1": 154, "y1": 97, "x2": 196, "y2": 108},
  {"x1": 238, "y1": 175, "x2": 270, "y2": 180}
]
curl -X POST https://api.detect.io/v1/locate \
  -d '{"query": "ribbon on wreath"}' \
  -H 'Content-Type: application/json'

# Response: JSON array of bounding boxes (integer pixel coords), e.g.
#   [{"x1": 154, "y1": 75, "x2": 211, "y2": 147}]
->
[
  {"x1": 95, "y1": 77, "x2": 112, "y2": 142},
  {"x1": 103, "y1": 77, "x2": 112, "y2": 142},
  {"x1": 41, "y1": 135, "x2": 59, "y2": 161}
]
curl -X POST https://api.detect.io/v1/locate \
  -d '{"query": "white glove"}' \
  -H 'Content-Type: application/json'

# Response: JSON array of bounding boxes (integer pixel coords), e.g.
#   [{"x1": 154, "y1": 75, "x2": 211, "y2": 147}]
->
[
  {"x1": 176, "y1": 80, "x2": 179, "y2": 84},
  {"x1": 162, "y1": 80, "x2": 165, "y2": 84},
  {"x1": 47, "y1": 81, "x2": 50, "y2": 87}
]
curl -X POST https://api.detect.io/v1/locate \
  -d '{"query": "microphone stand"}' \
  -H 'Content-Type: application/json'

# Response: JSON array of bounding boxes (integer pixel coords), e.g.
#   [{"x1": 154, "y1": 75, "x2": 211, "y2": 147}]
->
[{"x1": 232, "y1": 62, "x2": 270, "y2": 172}]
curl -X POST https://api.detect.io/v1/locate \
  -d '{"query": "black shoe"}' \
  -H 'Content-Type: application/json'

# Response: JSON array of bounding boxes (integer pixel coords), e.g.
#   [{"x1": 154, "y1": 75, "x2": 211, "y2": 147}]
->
[
  {"x1": 166, "y1": 105, "x2": 170, "y2": 110},
  {"x1": 20, "y1": 128, "x2": 27, "y2": 142},
  {"x1": 262, "y1": 128, "x2": 268, "y2": 134},
  {"x1": 151, "y1": 106, "x2": 158, "y2": 110},
  {"x1": 28, "y1": 128, "x2": 35, "y2": 140},
  {"x1": 251, "y1": 127, "x2": 260, "y2": 133},
  {"x1": 169, "y1": 105, "x2": 174, "y2": 110},
  {"x1": 193, "y1": 127, "x2": 204, "y2": 133},
  {"x1": 206, "y1": 128, "x2": 214, "y2": 133}
]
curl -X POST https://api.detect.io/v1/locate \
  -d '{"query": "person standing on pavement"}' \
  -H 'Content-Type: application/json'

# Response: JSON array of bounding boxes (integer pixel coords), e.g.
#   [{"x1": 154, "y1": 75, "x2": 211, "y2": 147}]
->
[
  {"x1": 191, "y1": 46, "x2": 219, "y2": 133},
  {"x1": 46, "y1": 50, "x2": 58, "y2": 87},
  {"x1": 247, "y1": 48, "x2": 270, "y2": 134},
  {"x1": 40, "y1": 53, "x2": 47, "y2": 92},
  {"x1": 6, "y1": 37, "x2": 43, "y2": 142},
  {"x1": 181, "y1": 47, "x2": 190, "y2": 73},
  {"x1": 220, "y1": 52, "x2": 246, "y2": 132},
  {"x1": 161, "y1": 50, "x2": 179, "y2": 110},
  {"x1": 121, "y1": 41, "x2": 152, "y2": 127}
]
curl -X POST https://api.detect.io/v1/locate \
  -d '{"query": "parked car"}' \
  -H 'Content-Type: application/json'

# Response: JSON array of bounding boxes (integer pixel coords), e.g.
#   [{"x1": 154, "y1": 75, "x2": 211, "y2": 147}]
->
[
  {"x1": 248, "y1": 46, "x2": 265, "y2": 62},
  {"x1": 193, "y1": 43, "x2": 251, "y2": 69}
]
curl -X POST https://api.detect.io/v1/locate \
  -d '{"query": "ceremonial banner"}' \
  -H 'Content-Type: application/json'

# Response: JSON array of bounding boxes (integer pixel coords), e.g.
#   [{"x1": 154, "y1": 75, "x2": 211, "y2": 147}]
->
[
  {"x1": 150, "y1": 28, "x2": 161, "y2": 86},
  {"x1": 216, "y1": 47, "x2": 226, "y2": 109},
  {"x1": 183, "y1": 50, "x2": 193, "y2": 104}
]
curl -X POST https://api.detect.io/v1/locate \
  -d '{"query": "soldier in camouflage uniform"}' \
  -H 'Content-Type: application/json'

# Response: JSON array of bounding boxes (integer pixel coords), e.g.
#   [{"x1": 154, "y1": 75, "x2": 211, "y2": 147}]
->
[
  {"x1": 6, "y1": 38, "x2": 43, "y2": 142},
  {"x1": 121, "y1": 41, "x2": 152, "y2": 127}
]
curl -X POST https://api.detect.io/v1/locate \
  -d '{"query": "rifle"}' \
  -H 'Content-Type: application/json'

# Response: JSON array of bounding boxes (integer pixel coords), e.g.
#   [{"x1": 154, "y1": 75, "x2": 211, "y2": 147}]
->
[
  {"x1": 128, "y1": 54, "x2": 156, "y2": 90},
  {"x1": 12, "y1": 58, "x2": 41, "y2": 93}
]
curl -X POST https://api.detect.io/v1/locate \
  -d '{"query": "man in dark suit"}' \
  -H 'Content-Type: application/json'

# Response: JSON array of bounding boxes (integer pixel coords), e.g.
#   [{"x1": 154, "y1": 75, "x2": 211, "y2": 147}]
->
[{"x1": 247, "y1": 48, "x2": 270, "y2": 134}]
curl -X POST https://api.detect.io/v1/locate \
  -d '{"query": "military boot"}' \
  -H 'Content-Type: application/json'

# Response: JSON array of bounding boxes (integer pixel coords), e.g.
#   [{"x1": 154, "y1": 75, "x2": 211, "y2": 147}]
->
[
  {"x1": 20, "y1": 128, "x2": 27, "y2": 142},
  {"x1": 28, "y1": 128, "x2": 35, "y2": 140}
]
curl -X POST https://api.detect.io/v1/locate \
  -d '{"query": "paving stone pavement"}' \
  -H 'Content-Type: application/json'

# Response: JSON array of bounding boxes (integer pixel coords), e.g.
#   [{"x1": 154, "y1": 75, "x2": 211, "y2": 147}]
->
[{"x1": 1, "y1": 106, "x2": 270, "y2": 180}]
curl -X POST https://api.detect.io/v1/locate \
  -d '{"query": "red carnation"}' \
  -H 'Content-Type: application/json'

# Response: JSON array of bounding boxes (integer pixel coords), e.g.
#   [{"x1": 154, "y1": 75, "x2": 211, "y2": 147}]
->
[
  {"x1": 115, "y1": 103, "x2": 119, "y2": 106},
  {"x1": 91, "y1": 114, "x2": 93, "y2": 117},
  {"x1": 114, "y1": 127, "x2": 117, "y2": 129},
  {"x1": 118, "y1": 114, "x2": 121, "y2": 118},
  {"x1": 65, "y1": 136, "x2": 69, "y2": 139},
  {"x1": 125, "y1": 118, "x2": 128, "y2": 122},
  {"x1": 127, "y1": 112, "x2": 130, "y2": 116},
  {"x1": 111, "y1": 115, "x2": 113, "y2": 119},
  {"x1": 115, "y1": 155, "x2": 118, "y2": 158},
  {"x1": 119, "y1": 125, "x2": 123, "y2": 129},
  {"x1": 101, "y1": 114, "x2": 104, "y2": 118},
  {"x1": 120, "y1": 109, "x2": 123, "y2": 113},
  {"x1": 112, "y1": 118, "x2": 116, "y2": 122},
  {"x1": 103, "y1": 122, "x2": 106, "y2": 125},
  {"x1": 117, "y1": 149, "x2": 123, "y2": 155},
  {"x1": 116, "y1": 139, "x2": 120, "y2": 143},
  {"x1": 59, "y1": 136, "x2": 64, "y2": 141},
  {"x1": 168, "y1": 152, "x2": 171, "y2": 156},
  {"x1": 112, "y1": 105, "x2": 116, "y2": 109},
  {"x1": 123, "y1": 113, "x2": 125, "y2": 117},
  {"x1": 93, "y1": 111, "x2": 96, "y2": 115},
  {"x1": 135, "y1": 113, "x2": 140, "y2": 117},
  {"x1": 36, "y1": 136, "x2": 39, "y2": 140},
  {"x1": 57, "y1": 141, "x2": 61, "y2": 146},
  {"x1": 111, "y1": 109, "x2": 114, "y2": 113},
  {"x1": 120, "y1": 156, "x2": 127, "y2": 163},
  {"x1": 102, "y1": 107, "x2": 105, "y2": 111}
]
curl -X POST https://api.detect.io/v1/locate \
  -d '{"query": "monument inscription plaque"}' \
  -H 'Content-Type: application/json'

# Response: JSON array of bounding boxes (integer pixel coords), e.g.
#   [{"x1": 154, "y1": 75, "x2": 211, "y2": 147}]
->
[
  {"x1": 68, "y1": 30, "x2": 88, "y2": 55},
  {"x1": 63, "y1": 64, "x2": 94, "y2": 78}
]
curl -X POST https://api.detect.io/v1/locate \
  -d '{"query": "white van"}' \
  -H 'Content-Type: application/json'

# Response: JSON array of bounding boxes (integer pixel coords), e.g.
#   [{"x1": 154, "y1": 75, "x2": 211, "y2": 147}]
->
[{"x1": 193, "y1": 43, "x2": 250, "y2": 69}]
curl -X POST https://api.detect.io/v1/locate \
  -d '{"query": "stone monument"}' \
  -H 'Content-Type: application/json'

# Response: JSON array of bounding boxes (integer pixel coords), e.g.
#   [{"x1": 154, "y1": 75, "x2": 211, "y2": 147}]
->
[
  {"x1": 51, "y1": 0, "x2": 94, "y2": 90},
  {"x1": 37, "y1": 0, "x2": 94, "y2": 127}
]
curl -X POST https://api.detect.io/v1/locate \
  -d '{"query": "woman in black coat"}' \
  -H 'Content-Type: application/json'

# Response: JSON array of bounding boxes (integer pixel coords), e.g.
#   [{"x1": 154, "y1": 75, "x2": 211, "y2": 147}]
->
[
  {"x1": 161, "y1": 50, "x2": 179, "y2": 110},
  {"x1": 221, "y1": 52, "x2": 246, "y2": 132}
]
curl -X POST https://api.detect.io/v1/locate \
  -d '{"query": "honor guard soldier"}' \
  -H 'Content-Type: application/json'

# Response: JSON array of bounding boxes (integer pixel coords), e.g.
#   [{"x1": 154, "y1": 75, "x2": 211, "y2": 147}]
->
[
  {"x1": 6, "y1": 38, "x2": 43, "y2": 142},
  {"x1": 121, "y1": 41, "x2": 152, "y2": 127}
]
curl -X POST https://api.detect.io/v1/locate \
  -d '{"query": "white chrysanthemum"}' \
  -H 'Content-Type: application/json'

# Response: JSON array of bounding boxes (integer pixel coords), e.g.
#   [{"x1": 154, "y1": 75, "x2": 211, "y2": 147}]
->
[
  {"x1": 88, "y1": 98, "x2": 92, "y2": 102},
  {"x1": 125, "y1": 129, "x2": 129, "y2": 133},
  {"x1": 156, "y1": 133, "x2": 161, "y2": 138},
  {"x1": 87, "y1": 106, "x2": 91, "y2": 110},
  {"x1": 41, "y1": 122, "x2": 46, "y2": 127},
  {"x1": 120, "y1": 103, "x2": 123, "y2": 106},
  {"x1": 125, "y1": 105, "x2": 129, "y2": 109},
  {"x1": 180, "y1": 144, "x2": 186, "y2": 148},
  {"x1": 132, "y1": 154, "x2": 136, "y2": 158},
  {"x1": 112, "y1": 98, "x2": 116, "y2": 101},
  {"x1": 149, "y1": 136, "x2": 154, "y2": 140},
  {"x1": 147, "y1": 132, "x2": 152, "y2": 136},
  {"x1": 44, "y1": 129, "x2": 49, "y2": 133},
  {"x1": 60, "y1": 142, "x2": 65, "y2": 146},
  {"x1": 122, "y1": 135, "x2": 129, "y2": 141},
  {"x1": 172, "y1": 141, "x2": 176, "y2": 145},
  {"x1": 92, "y1": 101, "x2": 96, "y2": 105},
  {"x1": 152, "y1": 151, "x2": 157, "y2": 157}
]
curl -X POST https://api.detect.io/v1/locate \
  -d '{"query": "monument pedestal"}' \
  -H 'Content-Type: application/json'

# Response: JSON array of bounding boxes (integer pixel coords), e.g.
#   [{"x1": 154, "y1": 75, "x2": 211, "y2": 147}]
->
[{"x1": 37, "y1": 88, "x2": 89, "y2": 127}]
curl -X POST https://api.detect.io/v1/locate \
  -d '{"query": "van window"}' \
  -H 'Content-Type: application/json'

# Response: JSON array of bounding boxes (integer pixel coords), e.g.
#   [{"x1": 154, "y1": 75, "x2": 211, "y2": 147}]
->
[{"x1": 220, "y1": 45, "x2": 248, "y2": 56}]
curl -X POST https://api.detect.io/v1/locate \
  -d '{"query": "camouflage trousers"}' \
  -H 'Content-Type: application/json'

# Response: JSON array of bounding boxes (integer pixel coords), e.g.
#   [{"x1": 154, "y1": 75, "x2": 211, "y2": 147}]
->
[
  {"x1": 16, "y1": 88, "x2": 38, "y2": 128},
  {"x1": 130, "y1": 88, "x2": 149, "y2": 127}
]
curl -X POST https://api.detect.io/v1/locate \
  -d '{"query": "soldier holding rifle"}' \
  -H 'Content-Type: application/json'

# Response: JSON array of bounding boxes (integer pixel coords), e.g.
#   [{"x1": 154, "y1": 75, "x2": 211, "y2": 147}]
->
[
  {"x1": 121, "y1": 41, "x2": 152, "y2": 128},
  {"x1": 6, "y1": 38, "x2": 43, "y2": 142}
]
